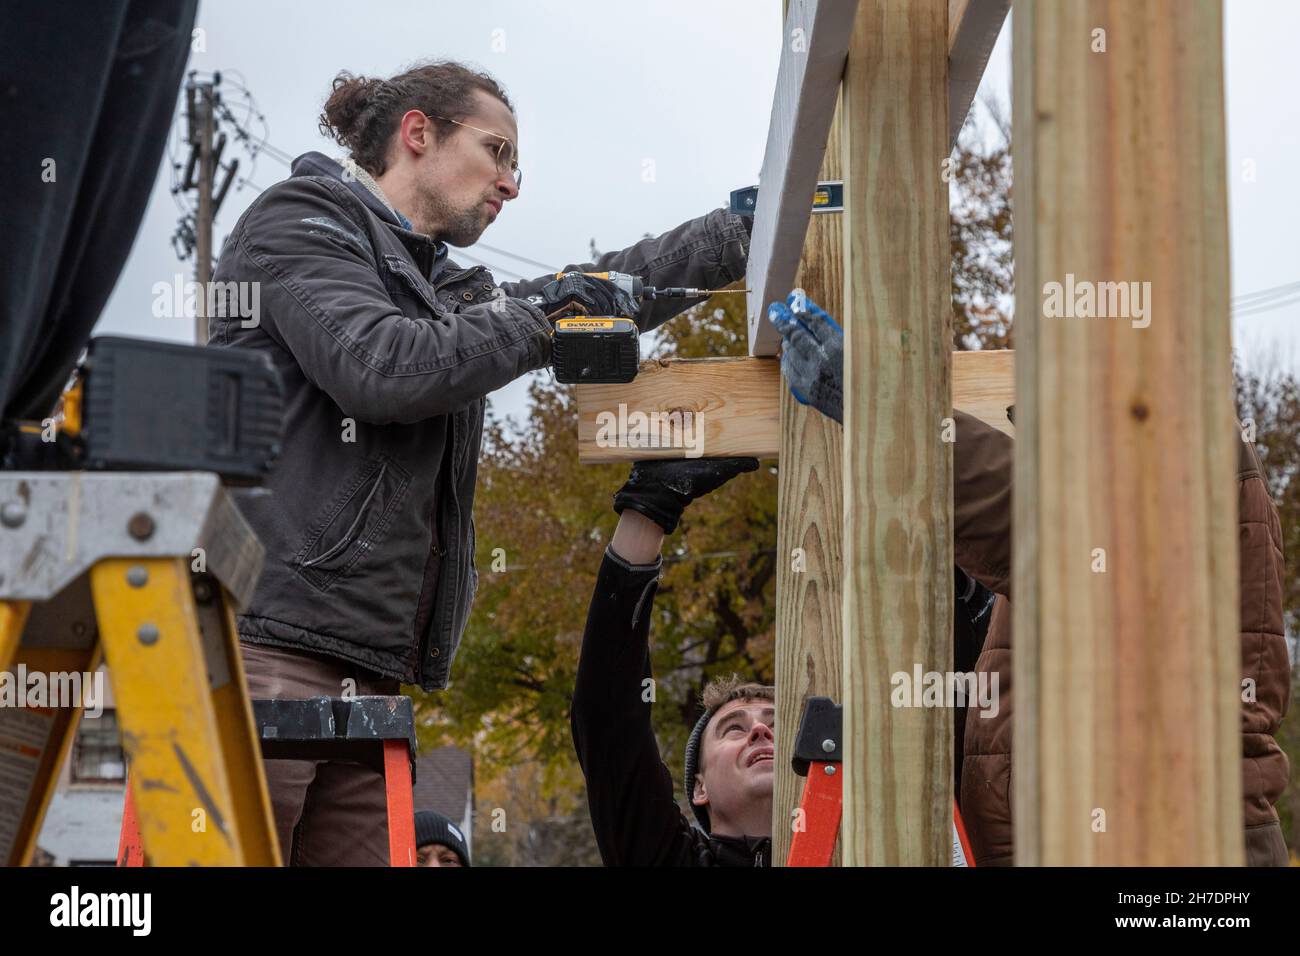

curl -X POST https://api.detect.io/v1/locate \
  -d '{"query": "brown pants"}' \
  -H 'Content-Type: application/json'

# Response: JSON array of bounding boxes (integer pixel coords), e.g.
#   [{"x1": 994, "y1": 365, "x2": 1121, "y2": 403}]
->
[{"x1": 240, "y1": 641, "x2": 400, "y2": 866}]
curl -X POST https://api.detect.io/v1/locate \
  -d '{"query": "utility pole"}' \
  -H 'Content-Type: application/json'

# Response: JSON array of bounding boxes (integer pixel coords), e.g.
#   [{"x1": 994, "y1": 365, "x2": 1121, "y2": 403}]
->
[
  {"x1": 180, "y1": 72, "x2": 236, "y2": 344},
  {"x1": 194, "y1": 79, "x2": 214, "y2": 344}
]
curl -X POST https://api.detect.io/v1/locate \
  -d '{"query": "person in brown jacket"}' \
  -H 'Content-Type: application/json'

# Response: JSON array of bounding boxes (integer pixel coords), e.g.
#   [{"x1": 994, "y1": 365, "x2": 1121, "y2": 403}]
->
[{"x1": 769, "y1": 293, "x2": 1292, "y2": 866}]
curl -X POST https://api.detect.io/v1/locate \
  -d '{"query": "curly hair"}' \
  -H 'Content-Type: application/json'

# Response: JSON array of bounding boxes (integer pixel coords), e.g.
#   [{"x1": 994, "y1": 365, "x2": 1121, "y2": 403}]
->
[
  {"x1": 318, "y1": 60, "x2": 513, "y2": 176},
  {"x1": 701, "y1": 674, "x2": 775, "y2": 714}
]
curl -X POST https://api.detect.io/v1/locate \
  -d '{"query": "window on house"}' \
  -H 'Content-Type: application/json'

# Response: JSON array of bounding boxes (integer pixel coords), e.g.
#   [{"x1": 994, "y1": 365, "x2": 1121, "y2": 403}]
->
[{"x1": 70, "y1": 709, "x2": 125, "y2": 784}]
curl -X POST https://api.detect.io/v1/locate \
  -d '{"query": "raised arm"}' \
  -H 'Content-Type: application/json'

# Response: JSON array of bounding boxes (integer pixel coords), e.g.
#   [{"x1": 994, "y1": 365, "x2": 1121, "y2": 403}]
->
[
  {"x1": 570, "y1": 457, "x2": 757, "y2": 866},
  {"x1": 501, "y1": 208, "x2": 751, "y2": 333}
]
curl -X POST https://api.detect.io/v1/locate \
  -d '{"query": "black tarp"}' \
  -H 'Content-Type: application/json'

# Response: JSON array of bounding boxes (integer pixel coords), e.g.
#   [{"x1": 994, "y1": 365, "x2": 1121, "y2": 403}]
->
[{"x1": 0, "y1": 0, "x2": 197, "y2": 422}]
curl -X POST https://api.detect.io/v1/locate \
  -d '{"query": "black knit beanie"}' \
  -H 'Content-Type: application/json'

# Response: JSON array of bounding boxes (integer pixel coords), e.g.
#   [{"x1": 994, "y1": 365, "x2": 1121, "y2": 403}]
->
[
  {"x1": 413, "y1": 810, "x2": 471, "y2": 866},
  {"x1": 682, "y1": 709, "x2": 714, "y2": 832}
]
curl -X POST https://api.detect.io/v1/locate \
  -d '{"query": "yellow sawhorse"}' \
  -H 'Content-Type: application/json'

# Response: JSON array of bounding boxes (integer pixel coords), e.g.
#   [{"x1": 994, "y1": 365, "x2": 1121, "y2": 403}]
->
[{"x1": 0, "y1": 472, "x2": 280, "y2": 866}]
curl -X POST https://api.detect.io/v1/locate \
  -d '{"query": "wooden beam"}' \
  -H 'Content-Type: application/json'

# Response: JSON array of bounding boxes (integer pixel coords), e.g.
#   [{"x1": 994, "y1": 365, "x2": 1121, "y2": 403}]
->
[
  {"x1": 952, "y1": 348, "x2": 1013, "y2": 435},
  {"x1": 772, "y1": 88, "x2": 845, "y2": 867},
  {"x1": 1012, "y1": 0, "x2": 1241, "y2": 866},
  {"x1": 840, "y1": 0, "x2": 951, "y2": 867},
  {"x1": 745, "y1": 0, "x2": 859, "y2": 357},
  {"x1": 575, "y1": 349, "x2": 1011, "y2": 462},
  {"x1": 745, "y1": 0, "x2": 1009, "y2": 356},
  {"x1": 947, "y1": 0, "x2": 1010, "y2": 147},
  {"x1": 577, "y1": 357, "x2": 781, "y2": 462}
]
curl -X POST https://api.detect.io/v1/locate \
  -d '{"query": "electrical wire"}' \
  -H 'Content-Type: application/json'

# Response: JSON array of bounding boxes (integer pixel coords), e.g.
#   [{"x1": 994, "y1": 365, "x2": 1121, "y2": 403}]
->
[
  {"x1": 1232, "y1": 279, "x2": 1300, "y2": 316},
  {"x1": 454, "y1": 252, "x2": 529, "y2": 281},
  {"x1": 1234, "y1": 295, "x2": 1300, "y2": 318},
  {"x1": 471, "y1": 241, "x2": 557, "y2": 274}
]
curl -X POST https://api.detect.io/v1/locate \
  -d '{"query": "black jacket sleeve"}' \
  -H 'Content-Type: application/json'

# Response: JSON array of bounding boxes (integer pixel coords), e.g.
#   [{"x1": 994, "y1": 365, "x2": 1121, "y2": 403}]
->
[
  {"x1": 499, "y1": 208, "x2": 751, "y2": 334},
  {"x1": 570, "y1": 547, "x2": 702, "y2": 866}
]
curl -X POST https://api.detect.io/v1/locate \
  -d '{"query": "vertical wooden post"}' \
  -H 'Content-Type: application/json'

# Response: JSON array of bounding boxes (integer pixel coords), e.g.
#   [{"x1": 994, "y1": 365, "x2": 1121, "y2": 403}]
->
[
  {"x1": 773, "y1": 90, "x2": 845, "y2": 866},
  {"x1": 840, "y1": 0, "x2": 953, "y2": 867},
  {"x1": 1012, "y1": 0, "x2": 1242, "y2": 865}
]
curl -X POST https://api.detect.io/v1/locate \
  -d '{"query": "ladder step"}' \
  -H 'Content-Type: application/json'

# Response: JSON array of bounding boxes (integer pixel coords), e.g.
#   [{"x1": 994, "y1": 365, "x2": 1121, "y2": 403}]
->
[{"x1": 252, "y1": 696, "x2": 416, "y2": 778}]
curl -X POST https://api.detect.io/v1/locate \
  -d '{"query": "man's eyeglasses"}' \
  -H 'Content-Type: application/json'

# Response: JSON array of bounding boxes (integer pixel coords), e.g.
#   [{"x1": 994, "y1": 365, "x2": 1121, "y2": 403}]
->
[{"x1": 424, "y1": 114, "x2": 522, "y2": 189}]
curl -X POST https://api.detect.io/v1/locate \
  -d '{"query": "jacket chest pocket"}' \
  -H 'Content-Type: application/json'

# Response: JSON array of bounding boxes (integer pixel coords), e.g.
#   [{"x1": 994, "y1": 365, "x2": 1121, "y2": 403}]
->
[
  {"x1": 382, "y1": 254, "x2": 441, "y2": 318},
  {"x1": 293, "y1": 454, "x2": 412, "y2": 592}
]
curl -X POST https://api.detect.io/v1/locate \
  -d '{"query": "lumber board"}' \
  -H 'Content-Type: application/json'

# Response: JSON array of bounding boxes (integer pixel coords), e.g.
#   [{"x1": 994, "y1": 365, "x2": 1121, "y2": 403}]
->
[
  {"x1": 745, "y1": 0, "x2": 859, "y2": 357},
  {"x1": 745, "y1": 0, "x2": 1009, "y2": 356},
  {"x1": 947, "y1": 0, "x2": 1009, "y2": 147},
  {"x1": 1011, "y1": 0, "x2": 1241, "y2": 866},
  {"x1": 772, "y1": 88, "x2": 845, "y2": 867},
  {"x1": 575, "y1": 350, "x2": 1012, "y2": 463},
  {"x1": 839, "y1": 0, "x2": 951, "y2": 867}
]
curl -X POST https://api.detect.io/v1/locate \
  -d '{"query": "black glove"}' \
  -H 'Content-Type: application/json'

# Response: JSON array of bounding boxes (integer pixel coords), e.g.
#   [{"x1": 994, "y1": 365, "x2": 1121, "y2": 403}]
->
[
  {"x1": 535, "y1": 274, "x2": 639, "y2": 322},
  {"x1": 613, "y1": 457, "x2": 759, "y2": 534}
]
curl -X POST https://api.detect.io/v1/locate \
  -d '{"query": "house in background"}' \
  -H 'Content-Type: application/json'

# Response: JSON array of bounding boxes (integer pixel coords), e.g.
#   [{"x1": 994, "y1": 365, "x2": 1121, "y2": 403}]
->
[{"x1": 412, "y1": 745, "x2": 474, "y2": 858}]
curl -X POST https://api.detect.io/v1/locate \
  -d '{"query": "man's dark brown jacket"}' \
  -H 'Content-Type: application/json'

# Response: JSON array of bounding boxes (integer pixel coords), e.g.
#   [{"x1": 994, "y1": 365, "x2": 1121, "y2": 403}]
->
[{"x1": 952, "y1": 411, "x2": 1291, "y2": 866}]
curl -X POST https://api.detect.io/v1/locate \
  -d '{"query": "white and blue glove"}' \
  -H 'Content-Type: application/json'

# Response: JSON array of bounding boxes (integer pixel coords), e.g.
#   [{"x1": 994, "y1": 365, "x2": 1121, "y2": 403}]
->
[{"x1": 768, "y1": 291, "x2": 844, "y2": 425}]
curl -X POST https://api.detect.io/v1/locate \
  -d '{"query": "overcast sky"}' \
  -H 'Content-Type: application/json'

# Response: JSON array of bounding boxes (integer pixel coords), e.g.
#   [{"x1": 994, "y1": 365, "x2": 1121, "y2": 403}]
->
[{"x1": 94, "y1": 1, "x2": 1300, "y2": 425}]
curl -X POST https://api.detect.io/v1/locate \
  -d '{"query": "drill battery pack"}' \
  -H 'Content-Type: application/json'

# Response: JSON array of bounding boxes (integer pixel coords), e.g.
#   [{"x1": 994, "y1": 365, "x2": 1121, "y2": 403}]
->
[
  {"x1": 80, "y1": 336, "x2": 283, "y2": 483},
  {"x1": 551, "y1": 317, "x2": 639, "y2": 384}
]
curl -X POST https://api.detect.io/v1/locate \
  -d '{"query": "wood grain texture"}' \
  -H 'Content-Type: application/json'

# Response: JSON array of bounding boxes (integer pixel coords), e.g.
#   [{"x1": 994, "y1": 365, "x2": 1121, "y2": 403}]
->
[
  {"x1": 947, "y1": 0, "x2": 1010, "y2": 148},
  {"x1": 576, "y1": 349, "x2": 1011, "y2": 462},
  {"x1": 1011, "y1": 0, "x2": 1241, "y2": 866},
  {"x1": 952, "y1": 349, "x2": 1014, "y2": 435},
  {"x1": 576, "y1": 357, "x2": 782, "y2": 462},
  {"x1": 840, "y1": 0, "x2": 952, "y2": 867},
  {"x1": 746, "y1": 0, "x2": 1009, "y2": 357},
  {"x1": 772, "y1": 88, "x2": 845, "y2": 867},
  {"x1": 745, "y1": 0, "x2": 859, "y2": 357}
]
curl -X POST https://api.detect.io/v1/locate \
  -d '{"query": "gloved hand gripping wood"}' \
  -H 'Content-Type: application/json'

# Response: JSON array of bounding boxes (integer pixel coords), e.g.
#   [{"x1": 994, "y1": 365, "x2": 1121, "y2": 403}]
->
[{"x1": 768, "y1": 292, "x2": 844, "y2": 425}]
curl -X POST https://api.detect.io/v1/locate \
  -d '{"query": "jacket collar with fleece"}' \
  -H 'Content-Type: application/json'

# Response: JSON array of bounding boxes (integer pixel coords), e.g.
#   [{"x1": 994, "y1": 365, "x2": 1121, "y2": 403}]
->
[{"x1": 289, "y1": 150, "x2": 450, "y2": 280}]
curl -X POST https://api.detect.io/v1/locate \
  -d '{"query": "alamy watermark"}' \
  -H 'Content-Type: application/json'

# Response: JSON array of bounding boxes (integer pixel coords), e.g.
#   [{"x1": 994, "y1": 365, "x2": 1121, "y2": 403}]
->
[
  {"x1": 1042, "y1": 273, "x2": 1151, "y2": 329},
  {"x1": 152, "y1": 274, "x2": 260, "y2": 328},
  {"x1": 891, "y1": 664, "x2": 999, "y2": 719},
  {"x1": 0, "y1": 666, "x2": 104, "y2": 717},
  {"x1": 594, "y1": 403, "x2": 705, "y2": 459},
  {"x1": 50, "y1": 886, "x2": 150, "y2": 936}
]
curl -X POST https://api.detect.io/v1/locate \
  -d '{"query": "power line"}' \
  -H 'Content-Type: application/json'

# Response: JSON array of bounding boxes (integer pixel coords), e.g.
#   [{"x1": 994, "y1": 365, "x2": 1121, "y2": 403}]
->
[
  {"x1": 1233, "y1": 279, "x2": 1300, "y2": 304},
  {"x1": 454, "y1": 252, "x2": 528, "y2": 281},
  {"x1": 1234, "y1": 295, "x2": 1300, "y2": 318},
  {"x1": 471, "y1": 241, "x2": 556, "y2": 274},
  {"x1": 1232, "y1": 278, "x2": 1300, "y2": 317}
]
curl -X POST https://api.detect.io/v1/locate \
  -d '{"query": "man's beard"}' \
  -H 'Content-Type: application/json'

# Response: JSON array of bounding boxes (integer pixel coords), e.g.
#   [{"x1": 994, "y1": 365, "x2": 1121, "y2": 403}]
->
[{"x1": 420, "y1": 189, "x2": 488, "y2": 247}]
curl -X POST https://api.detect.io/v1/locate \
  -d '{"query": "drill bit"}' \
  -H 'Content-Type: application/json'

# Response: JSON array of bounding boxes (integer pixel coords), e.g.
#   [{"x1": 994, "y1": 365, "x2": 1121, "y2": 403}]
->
[{"x1": 644, "y1": 287, "x2": 750, "y2": 299}]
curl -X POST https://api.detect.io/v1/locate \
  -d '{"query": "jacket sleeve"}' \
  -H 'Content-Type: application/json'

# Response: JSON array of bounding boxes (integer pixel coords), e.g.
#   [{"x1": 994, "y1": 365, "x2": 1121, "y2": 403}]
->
[
  {"x1": 230, "y1": 178, "x2": 552, "y2": 424},
  {"x1": 499, "y1": 208, "x2": 751, "y2": 334},
  {"x1": 571, "y1": 547, "x2": 702, "y2": 866},
  {"x1": 1235, "y1": 435, "x2": 1291, "y2": 832},
  {"x1": 953, "y1": 410, "x2": 1014, "y2": 597}
]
